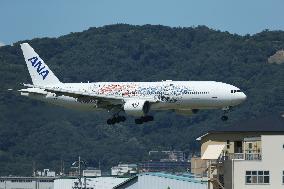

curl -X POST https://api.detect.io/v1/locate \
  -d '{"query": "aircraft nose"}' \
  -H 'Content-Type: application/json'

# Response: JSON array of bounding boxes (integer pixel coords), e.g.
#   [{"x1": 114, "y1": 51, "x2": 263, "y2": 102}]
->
[
  {"x1": 239, "y1": 92, "x2": 247, "y2": 102},
  {"x1": 241, "y1": 92, "x2": 247, "y2": 100},
  {"x1": 232, "y1": 92, "x2": 247, "y2": 105}
]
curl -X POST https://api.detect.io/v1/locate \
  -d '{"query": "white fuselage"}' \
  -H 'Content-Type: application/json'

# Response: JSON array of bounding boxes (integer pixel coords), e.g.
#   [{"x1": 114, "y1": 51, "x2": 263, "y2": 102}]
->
[{"x1": 21, "y1": 81, "x2": 247, "y2": 112}]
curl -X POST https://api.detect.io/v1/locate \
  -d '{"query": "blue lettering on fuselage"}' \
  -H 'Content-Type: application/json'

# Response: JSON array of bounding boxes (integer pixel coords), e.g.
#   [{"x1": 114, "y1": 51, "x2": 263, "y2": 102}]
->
[{"x1": 28, "y1": 57, "x2": 49, "y2": 80}]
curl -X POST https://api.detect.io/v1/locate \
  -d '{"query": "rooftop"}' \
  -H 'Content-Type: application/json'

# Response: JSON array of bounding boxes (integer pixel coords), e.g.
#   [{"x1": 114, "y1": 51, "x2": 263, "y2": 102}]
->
[
  {"x1": 142, "y1": 172, "x2": 207, "y2": 184},
  {"x1": 197, "y1": 114, "x2": 284, "y2": 140}
]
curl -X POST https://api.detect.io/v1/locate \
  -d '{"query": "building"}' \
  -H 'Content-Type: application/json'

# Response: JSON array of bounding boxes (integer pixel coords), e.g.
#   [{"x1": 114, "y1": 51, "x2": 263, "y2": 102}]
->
[
  {"x1": 139, "y1": 150, "x2": 190, "y2": 172},
  {"x1": 113, "y1": 172, "x2": 207, "y2": 189},
  {"x1": 192, "y1": 115, "x2": 284, "y2": 189},
  {"x1": 111, "y1": 164, "x2": 138, "y2": 176},
  {"x1": 36, "y1": 169, "x2": 56, "y2": 177},
  {"x1": 139, "y1": 161, "x2": 190, "y2": 172},
  {"x1": 54, "y1": 177, "x2": 129, "y2": 189},
  {"x1": 83, "y1": 167, "x2": 102, "y2": 177},
  {"x1": 0, "y1": 176, "x2": 56, "y2": 189},
  {"x1": 148, "y1": 150, "x2": 186, "y2": 161}
]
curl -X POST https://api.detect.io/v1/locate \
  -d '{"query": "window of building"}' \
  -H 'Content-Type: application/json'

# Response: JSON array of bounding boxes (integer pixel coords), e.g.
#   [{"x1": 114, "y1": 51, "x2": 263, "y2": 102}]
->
[
  {"x1": 226, "y1": 140, "x2": 230, "y2": 149},
  {"x1": 248, "y1": 143, "x2": 253, "y2": 149},
  {"x1": 246, "y1": 171, "x2": 270, "y2": 184}
]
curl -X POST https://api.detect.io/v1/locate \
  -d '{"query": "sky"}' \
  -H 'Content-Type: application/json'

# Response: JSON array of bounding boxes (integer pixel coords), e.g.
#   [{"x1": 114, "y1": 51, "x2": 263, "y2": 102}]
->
[{"x1": 0, "y1": 0, "x2": 284, "y2": 45}]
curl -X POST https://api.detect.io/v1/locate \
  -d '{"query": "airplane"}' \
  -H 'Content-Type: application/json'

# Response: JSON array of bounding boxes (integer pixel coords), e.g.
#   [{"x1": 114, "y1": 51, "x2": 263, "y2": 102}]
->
[{"x1": 18, "y1": 43, "x2": 247, "y2": 125}]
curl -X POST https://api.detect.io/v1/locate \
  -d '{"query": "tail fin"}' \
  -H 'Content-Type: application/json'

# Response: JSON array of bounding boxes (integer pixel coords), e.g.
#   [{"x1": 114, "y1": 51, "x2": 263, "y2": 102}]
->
[{"x1": 20, "y1": 43, "x2": 61, "y2": 86}]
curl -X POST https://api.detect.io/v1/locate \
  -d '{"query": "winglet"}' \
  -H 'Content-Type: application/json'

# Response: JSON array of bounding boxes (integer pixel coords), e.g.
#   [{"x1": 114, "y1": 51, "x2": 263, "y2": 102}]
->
[{"x1": 20, "y1": 43, "x2": 61, "y2": 86}]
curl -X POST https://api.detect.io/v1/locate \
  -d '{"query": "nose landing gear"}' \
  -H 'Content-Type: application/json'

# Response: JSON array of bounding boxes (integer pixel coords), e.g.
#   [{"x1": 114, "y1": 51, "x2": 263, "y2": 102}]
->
[
  {"x1": 221, "y1": 107, "x2": 230, "y2": 121},
  {"x1": 221, "y1": 115, "x2": 228, "y2": 121}
]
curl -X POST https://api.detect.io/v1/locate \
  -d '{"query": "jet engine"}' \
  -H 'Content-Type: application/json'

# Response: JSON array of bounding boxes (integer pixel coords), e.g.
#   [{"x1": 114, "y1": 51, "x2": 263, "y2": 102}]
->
[{"x1": 123, "y1": 100, "x2": 150, "y2": 117}]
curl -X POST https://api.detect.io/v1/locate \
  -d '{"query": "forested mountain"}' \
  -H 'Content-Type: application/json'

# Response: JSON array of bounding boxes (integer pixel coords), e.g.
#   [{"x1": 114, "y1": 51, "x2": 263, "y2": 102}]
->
[{"x1": 0, "y1": 24, "x2": 283, "y2": 176}]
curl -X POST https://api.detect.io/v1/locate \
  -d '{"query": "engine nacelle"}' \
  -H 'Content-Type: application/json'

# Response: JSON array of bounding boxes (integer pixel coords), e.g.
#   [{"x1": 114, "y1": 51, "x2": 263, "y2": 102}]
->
[{"x1": 123, "y1": 100, "x2": 150, "y2": 117}]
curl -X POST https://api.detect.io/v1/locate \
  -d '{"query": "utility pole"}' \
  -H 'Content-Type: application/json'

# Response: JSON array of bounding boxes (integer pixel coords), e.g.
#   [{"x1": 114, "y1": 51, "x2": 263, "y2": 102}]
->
[
  {"x1": 78, "y1": 156, "x2": 82, "y2": 187},
  {"x1": 72, "y1": 156, "x2": 86, "y2": 189},
  {"x1": 32, "y1": 161, "x2": 36, "y2": 177},
  {"x1": 60, "y1": 159, "x2": 65, "y2": 176},
  {"x1": 99, "y1": 160, "x2": 101, "y2": 170}
]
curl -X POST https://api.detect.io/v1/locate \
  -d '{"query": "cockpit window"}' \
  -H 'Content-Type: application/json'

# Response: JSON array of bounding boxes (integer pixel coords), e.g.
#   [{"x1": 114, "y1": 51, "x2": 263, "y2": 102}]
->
[{"x1": 231, "y1": 89, "x2": 242, "y2": 93}]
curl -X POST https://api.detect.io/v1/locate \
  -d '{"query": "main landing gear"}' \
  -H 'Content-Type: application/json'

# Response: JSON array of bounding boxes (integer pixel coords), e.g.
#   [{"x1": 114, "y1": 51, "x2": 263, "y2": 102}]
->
[
  {"x1": 135, "y1": 116, "x2": 154, "y2": 124},
  {"x1": 107, "y1": 115, "x2": 126, "y2": 125}
]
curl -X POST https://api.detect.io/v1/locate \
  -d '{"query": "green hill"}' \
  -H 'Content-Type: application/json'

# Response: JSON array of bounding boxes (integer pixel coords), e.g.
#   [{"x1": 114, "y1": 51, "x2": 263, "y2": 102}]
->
[{"x1": 0, "y1": 24, "x2": 283, "y2": 175}]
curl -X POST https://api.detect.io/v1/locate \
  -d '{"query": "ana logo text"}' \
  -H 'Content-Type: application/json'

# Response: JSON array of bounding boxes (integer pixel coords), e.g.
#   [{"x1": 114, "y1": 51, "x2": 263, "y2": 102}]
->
[{"x1": 28, "y1": 57, "x2": 49, "y2": 80}]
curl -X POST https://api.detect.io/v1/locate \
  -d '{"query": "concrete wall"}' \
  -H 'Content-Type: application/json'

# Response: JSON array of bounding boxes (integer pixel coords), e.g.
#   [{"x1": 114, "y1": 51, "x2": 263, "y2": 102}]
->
[{"x1": 231, "y1": 135, "x2": 284, "y2": 189}]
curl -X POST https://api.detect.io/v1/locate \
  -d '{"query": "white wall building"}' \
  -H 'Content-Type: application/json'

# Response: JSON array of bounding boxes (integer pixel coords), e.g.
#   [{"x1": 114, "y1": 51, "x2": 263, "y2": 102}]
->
[
  {"x1": 0, "y1": 177, "x2": 55, "y2": 189},
  {"x1": 193, "y1": 115, "x2": 284, "y2": 189},
  {"x1": 83, "y1": 169, "x2": 102, "y2": 177},
  {"x1": 111, "y1": 164, "x2": 137, "y2": 176},
  {"x1": 228, "y1": 135, "x2": 284, "y2": 189},
  {"x1": 36, "y1": 169, "x2": 56, "y2": 177}
]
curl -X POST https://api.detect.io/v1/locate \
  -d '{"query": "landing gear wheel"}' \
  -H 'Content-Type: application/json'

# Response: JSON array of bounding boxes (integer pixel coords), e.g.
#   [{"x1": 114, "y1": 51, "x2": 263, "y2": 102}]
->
[
  {"x1": 107, "y1": 119, "x2": 112, "y2": 125},
  {"x1": 135, "y1": 116, "x2": 154, "y2": 124},
  {"x1": 142, "y1": 116, "x2": 154, "y2": 122},
  {"x1": 141, "y1": 117, "x2": 148, "y2": 122},
  {"x1": 135, "y1": 118, "x2": 143, "y2": 124},
  {"x1": 107, "y1": 118, "x2": 116, "y2": 125},
  {"x1": 112, "y1": 117, "x2": 118, "y2": 123},
  {"x1": 221, "y1": 115, "x2": 228, "y2": 121},
  {"x1": 107, "y1": 115, "x2": 126, "y2": 125}
]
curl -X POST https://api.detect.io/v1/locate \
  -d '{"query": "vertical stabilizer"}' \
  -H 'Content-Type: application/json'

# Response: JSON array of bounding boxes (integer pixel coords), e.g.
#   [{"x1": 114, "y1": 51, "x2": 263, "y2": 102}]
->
[{"x1": 20, "y1": 43, "x2": 61, "y2": 86}]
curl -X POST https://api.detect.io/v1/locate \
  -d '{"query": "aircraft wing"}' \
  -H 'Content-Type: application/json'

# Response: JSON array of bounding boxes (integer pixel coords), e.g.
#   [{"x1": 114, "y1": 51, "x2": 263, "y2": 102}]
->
[
  {"x1": 42, "y1": 86, "x2": 122, "y2": 104},
  {"x1": 41, "y1": 86, "x2": 158, "y2": 105}
]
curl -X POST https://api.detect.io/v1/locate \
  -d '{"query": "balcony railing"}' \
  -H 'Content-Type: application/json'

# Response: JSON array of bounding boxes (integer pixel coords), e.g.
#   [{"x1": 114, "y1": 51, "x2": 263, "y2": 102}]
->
[{"x1": 225, "y1": 153, "x2": 262, "y2": 161}]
